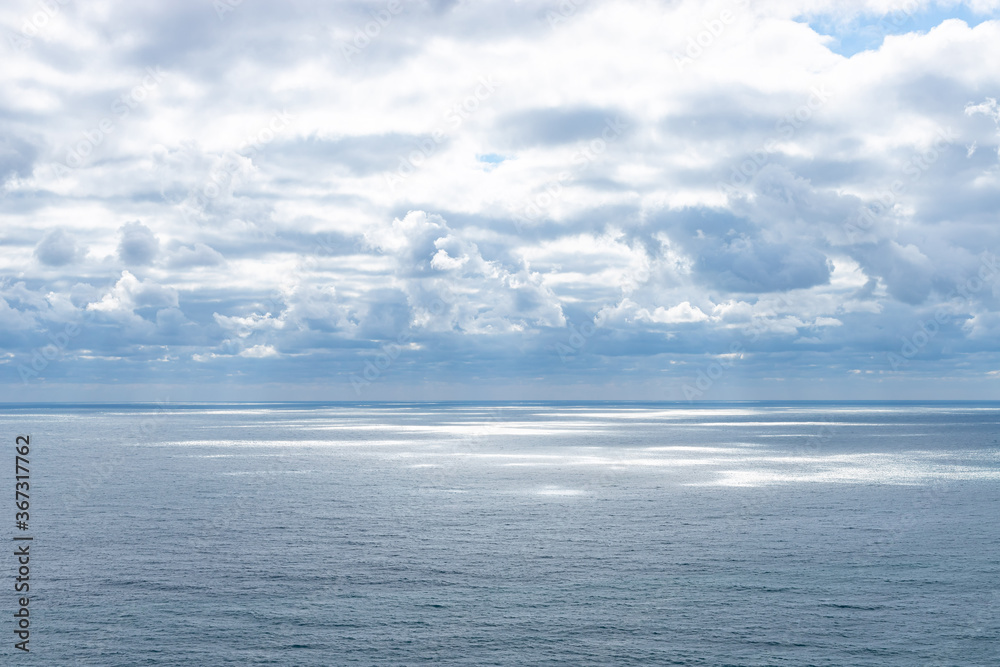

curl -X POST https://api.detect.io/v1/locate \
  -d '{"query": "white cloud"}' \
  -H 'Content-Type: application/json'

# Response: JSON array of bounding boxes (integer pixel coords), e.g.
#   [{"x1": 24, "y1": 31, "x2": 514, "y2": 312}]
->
[
  {"x1": 213, "y1": 312, "x2": 285, "y2": 336},
  {"x1": 595, "y1": 298, "x2": 712, "y2": 327},
  {"x1": 239, "y1": 344, "x2": 279, "y2": 358},
  {"x1": 86, "y1": 271, "x2": 178, "y2": 314},
  {"x1": 369, "y1": 211, "x2": 565, "y2": 333},
  {"x1": 0, "y1": 297, "x2": 35, "y2": 331},
  {"x1": 646, "y1": 302, "x2": 711, "y2": 324},
  {"x1": 167, "y1": 242, "x2": 225, "y2": 268}
]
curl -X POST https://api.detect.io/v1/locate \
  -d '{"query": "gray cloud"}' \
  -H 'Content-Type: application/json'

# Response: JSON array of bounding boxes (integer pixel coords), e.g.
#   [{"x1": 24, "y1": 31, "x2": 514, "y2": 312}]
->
[
  {"x1": 696, "y1": 236, "x2": 833, "y2": 293},
  {"x1": 851, "y1": 240, "x2": 935, "y2": 305},
  {"x1": 497, "y1": 107, "x2": 628, "y2": 148},
  {"x1": 167, "y1": 242, "x2": 225, "y2": 268},
  {"x1": 117, "y1": 222, "x2": 160, "y2": 266},
  {"x1": 34, "y1": 229, "x2": 82, "y2": 267},
  {"x1": 647, "y1": 207, "x2": 835, "y2": 294},
  {"x1": 267, "y1": 134, "x2": 440, "y2": 176},
  {"x1": 0, "y1": 133, "x2": 38, "y2": 183}
]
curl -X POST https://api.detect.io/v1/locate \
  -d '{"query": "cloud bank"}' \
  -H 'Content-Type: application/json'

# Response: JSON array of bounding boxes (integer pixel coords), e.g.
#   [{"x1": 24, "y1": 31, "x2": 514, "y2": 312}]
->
[{"x1": 2, "y1": 0, "x2": 999, "y2": 400}]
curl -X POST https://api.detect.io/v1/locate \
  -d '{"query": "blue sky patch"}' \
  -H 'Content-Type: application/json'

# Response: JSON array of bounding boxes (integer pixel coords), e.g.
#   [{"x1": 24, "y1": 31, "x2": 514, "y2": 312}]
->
[{"x1": 803, "y1": 4, "x2": 998, "y2": 57}]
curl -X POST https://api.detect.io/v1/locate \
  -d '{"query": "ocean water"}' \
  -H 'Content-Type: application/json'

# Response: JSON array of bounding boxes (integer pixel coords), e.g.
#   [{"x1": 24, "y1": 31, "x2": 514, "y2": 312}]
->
[{"x1": 2, "y1": 401, "x2": 999, "y2": 665}]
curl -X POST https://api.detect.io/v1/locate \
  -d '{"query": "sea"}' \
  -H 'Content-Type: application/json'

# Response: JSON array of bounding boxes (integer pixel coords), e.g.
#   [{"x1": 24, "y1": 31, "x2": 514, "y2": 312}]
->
[{"x1": 1, "y1": 401, "x2": 998, "y2": 666}]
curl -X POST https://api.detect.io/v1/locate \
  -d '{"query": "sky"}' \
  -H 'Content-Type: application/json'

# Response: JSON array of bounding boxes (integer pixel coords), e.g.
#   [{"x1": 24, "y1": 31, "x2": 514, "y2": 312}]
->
[{"x1": 2, "y1": 0, "x2": 1000, "y2": 401}]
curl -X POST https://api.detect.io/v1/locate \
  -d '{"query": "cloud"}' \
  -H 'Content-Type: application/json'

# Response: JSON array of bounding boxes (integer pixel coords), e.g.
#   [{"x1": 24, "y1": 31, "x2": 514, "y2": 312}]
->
[
  {"x1": 966, "y1": 97, "x2": 1000, "y2": 123},
  {"x1": 852, "y1": 241, "x2": 935, "y2": 305},
  {"x1": 117, "y1": 222, "x2": 160, "y2": 266},
  {"x1": 238, "y1": 344, "x2": 279, "y2": 358},
  {"x1": 596, "y1": 298, "x2": 711, "y2": 327},
  {"x1": 696, "y1": 236, "x2": 833, "y2": 293},
  {"x1": 0, "y1": 133, "x2": 38, "y2": 184},
  {"x1": 367, "y1": 211, "x2": 566, "y2": 334},
  {"x1": 34, "y1": 229, "x2": 83, "y2": 267},
  {"x1": 652, "y1": 207, "x2": 833, "y2": 293},
  {"x1": 213, "y1": 312, "x2": 285, "y2": 336},
  {"x1": 87, "y1": 271, "x2": 179, "y2": 314},
  {"x1": 2, "y1": 0, "x2": 1000, "y2": 398},
  {"x1": 498, "y1": 107, "x2": 628, "y2": 148},
  {"x1": 268, "y1": 134, "x2": 440, "y2": 176},
  {"x1": 0, "y1": 297, "x2": 35, "y2": 332},
  {"x1": 648, "y1": 302, "x2": 711, "y2": 324},
  {"x1": 167, "y1": 242, "x2": 225, "y2": 268}
]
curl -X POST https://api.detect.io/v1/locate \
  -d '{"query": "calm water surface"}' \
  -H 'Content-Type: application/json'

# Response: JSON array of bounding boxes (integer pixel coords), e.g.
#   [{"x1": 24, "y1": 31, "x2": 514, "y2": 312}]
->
[{"x1": 2, "y1": 402, "x2": 998, "y2": 665}]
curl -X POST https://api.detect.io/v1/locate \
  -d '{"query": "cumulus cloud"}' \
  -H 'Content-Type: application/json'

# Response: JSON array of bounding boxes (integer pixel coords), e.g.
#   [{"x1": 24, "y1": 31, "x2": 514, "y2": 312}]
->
[
  {"x1": 117, "y1": 222, "x2": 160, "y2": 266},
  {"x1": 167, "y1": 242, "x2": 225, "y2": 268},
  {"x1": 368, "y1": 211, "x2": 566, "y2": 334},
  {"x1": 596, "y1": 299, "x2": 710, "y2": 327},
  {"x1": 213, "y1": 312, "x2": 285, "y2": 336},
  {"x1": 648, "y1": 302, "x2": 711, "y2": 324},
  {"x1": 34, "y1": 229, "x2": 83, "y2": 267},
  {"x1": 0, "y1": 297, "x2": 35, "y2": 331},
  {"x1": 966, "y1": 97, "x2": 1000, "y2": 123},
  {"x1": 87, "y1": 271, "x2": 179, "y2": 314},
  {"x1": 239, "y1": 344, "x2": 279, "y2": 358},
  {"x1": 852, "y1": 241, "x2": 936, "y2": 305}
]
